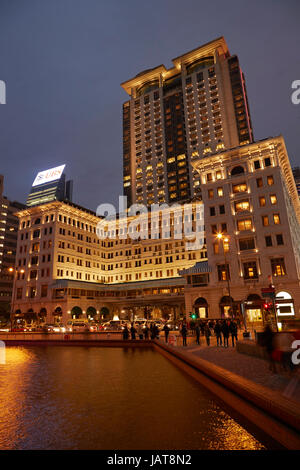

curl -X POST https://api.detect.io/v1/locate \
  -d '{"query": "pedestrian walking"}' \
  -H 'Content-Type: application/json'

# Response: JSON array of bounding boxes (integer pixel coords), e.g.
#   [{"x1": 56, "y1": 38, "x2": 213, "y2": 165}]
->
[
  {"x1": 229, "y1": 320, "x2": 238, "y2": 347},
  {"x1": 163, "y1": 324, "x2": 170, "y2": 343},
  {"x1": 122, "y1": 325, "x2": 129, "y2": 340},
  {"x1": 150, "y1": 323, "x2": 155, "y2": 340},
  {"x1": 204, "y1": 323, "x2": 211, "y2": 346},
  {"x1": 137, "y1": 324, "x2": 144, "y2": 340},
  {"x1": 130, "y1": 324, "x2": 136, "y2": 340},
  {"x1": 221, "y1": 320, "x2": 229, "y2": 348},
  {"x1": 214, "y1": 320, "x2": 222, "y2": 346},
  {"x1": 143, "y1": 324, "x2": 149, "y2": 340},
  {"x1": 181, "y1": 323, "x2": 188, "y2": 346},
  {"x1": 262, "y1": 324, "x2": 276, "y2": 373},
  {"x1": 195, "y1": 323, "x2": 201, "y2": 345}
]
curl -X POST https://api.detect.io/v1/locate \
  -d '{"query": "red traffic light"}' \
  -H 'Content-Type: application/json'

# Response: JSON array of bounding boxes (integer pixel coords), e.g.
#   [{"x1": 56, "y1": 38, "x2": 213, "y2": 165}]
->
[{"x1": 263, "y1": 302, "x2": 272, "y2": 310}]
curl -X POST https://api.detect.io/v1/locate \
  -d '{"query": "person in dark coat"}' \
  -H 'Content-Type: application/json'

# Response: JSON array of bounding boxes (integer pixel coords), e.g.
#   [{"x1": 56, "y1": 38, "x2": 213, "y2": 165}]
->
[
  {"x1": 130, "y1": 324, "x2": 136, "y2": 340},
  {"x1": 122, "y1": 325, "x2": 129, "y2": 340},
  {"x1": 229, "y1": 320, "x2": 238, "y2": 347},
  {"x1": 163, "y1": 324, "x2": 170, "y2": 343},
  {"x1": 204, "y1": 323, "x2": 211, "y2": 346},
  {"x1": 221, "y1": 320, "x2": 230, "y2": 348},
  {"x1": 262, "y1": 324, "x2": 276, "y2": 373},
  {"x1": 195, "y1": 324, "x2": 201, "y2": 345},
  {"x1": 153, "y1": 324, "x2": 160, "y2": 339},
  {"x1": 181, "y1": 323, "x2": 188, "y2": 346},
  {"x1": 150, "y1": 323, "x2": 155, "y2": 340},
  {"x1": 214, "y1": 320, "x2": 222, "y2": 347},
  {"x1": 200, "y1": 321, "x2": 205, "y2": 336}
]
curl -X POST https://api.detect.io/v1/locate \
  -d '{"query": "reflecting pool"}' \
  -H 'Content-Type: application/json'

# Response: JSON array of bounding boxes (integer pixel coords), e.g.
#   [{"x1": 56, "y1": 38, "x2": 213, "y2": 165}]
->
[{"x1": 0, "y1": 346, "x2": 271, "y2": 449}]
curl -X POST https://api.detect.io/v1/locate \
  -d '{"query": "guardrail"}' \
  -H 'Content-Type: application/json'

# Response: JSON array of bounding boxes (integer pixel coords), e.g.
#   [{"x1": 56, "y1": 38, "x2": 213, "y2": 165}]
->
[{"x1": 0, "y1": 332, "x2": 124, "y2": 341}]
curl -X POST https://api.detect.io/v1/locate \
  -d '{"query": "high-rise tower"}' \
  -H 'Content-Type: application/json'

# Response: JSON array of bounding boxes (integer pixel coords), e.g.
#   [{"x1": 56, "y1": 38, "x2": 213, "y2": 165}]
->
[{"x1": 121, "y1": 37, "x2": 253, "y2": 206}]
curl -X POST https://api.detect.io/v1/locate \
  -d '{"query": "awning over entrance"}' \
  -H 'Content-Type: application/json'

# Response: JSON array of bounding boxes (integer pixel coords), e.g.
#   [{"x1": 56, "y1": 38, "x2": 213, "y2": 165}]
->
[{"x1": 179, "y1": 261, "x2": 212, "y2": 276}]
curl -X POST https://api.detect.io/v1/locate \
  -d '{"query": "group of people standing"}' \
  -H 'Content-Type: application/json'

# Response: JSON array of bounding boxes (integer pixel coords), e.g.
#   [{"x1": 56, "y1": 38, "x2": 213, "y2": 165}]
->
[
  {"x1": 122, "y1": 322, "x2": 160, "y2": 341},
  {"x1": 191, "y1": 319, "x2": 239, "y2": 347},
  {"x1": 122, "y1": 318, "x2": 239, "y2": 348}
]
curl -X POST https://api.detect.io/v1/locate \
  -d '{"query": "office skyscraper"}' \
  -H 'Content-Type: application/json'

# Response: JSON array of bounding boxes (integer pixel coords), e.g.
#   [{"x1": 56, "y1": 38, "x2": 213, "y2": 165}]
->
[
  {"x1": 121, "y1": 37, "x2": 253, "y2": 206},
  {"x1": 0, "y1": 175, "x2": 25, "y2": 317}
]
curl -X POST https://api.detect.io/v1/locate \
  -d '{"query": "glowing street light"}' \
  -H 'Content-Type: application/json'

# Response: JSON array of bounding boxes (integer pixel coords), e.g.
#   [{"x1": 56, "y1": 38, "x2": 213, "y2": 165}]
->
[{"x1": 216, "y1": 234, "x2": 234, "y2": 318}]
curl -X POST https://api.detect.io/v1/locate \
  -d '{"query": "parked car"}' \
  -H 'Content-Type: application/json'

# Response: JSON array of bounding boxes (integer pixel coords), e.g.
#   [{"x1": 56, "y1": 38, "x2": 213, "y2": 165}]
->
[
  {"x1": 53, "y1": 324, "x2": 67, "y2": 333},
  {"x1": 164, "y1": 322, "x2": 180, "y2": 331},
  {"x1": 70, "y1": 321, "x2": 90, "y2": 332},
  {"x1": 89, "y1": 322, "x2": 100, "y2": 332},
  {"x1": 42, "y1": 324, "x2": 56, "y2": 333},
  {"x1": 103, "y1": 320, "x2": 126, "y2": 331}
]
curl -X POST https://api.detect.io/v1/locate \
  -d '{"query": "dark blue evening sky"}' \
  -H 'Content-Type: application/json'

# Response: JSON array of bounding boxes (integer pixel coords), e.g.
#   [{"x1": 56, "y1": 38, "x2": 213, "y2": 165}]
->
[{"x1": 0, "y1": 0, "x2": 299, "y2": 210}]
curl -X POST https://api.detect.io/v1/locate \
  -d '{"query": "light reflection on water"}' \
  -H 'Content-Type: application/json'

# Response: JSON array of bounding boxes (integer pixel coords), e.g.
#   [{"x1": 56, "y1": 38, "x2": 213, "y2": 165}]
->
[{"x1": 0, "y1": 346, "x2": 268, "y2": 450}]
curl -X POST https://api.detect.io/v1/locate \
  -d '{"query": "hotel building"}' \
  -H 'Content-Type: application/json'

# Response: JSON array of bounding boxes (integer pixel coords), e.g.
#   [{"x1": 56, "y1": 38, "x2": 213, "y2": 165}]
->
[
  {"x1": 11, "y1": 200, "x2": 206, "y2": 324},
  {"x1": 11, "y1": 135, "x2": 300, "y2": 327},
  {"x1": 293, "y1": 167, "x2": 300, "y2": 199},
  {"x1": 121, "y1": 37, "x2": 253, "y2": 206},
  {"x1": 181, "y1": 136, "x2": 300, "y2": 324}
]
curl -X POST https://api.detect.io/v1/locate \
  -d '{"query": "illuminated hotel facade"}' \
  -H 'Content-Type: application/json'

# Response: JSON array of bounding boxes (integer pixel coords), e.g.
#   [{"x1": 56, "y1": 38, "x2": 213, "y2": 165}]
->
[
  {"x1": 10, "y1": 137, "x2": 300, "y2": 326},
  {"x1": 11, "y1": 201, "x2": 206, "y2": 324},
  {"x1": 181, "y1": 136, "x2": 300, "y2": 323},
  {"x1": 121, "y1": 37, "x2": 253, "y2": 206}
]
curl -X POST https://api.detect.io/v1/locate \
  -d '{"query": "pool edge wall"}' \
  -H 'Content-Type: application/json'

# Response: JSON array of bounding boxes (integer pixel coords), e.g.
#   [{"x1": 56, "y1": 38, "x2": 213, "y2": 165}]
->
[{"x1": 153, "y1": 340, "x2": 300, "y2": 450}]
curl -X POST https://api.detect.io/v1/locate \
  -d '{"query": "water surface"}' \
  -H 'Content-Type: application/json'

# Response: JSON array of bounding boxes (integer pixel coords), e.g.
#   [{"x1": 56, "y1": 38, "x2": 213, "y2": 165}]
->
[{"x1": 0, "y1": 346, "x2": 269, "y2": 450}]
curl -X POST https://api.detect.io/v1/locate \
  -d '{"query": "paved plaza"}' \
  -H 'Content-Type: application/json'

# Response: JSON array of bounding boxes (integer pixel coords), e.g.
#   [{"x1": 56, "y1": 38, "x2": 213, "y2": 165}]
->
[{"x1": 159, "y1": 332, "x2": 300, "y2": 403}]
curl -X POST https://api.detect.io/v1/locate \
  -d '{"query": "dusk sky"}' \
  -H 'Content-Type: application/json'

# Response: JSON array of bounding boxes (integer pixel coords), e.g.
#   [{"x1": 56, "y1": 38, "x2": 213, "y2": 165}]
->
[{"x1": 0, "y1": 0, "x2": 299, "y2": 211}]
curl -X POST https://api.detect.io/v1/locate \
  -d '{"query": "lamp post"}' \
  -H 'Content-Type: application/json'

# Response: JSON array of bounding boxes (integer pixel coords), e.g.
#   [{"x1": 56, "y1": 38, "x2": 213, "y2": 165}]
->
[{"x1": 217, "y1": 234, "x2": 234, "y2": 318}]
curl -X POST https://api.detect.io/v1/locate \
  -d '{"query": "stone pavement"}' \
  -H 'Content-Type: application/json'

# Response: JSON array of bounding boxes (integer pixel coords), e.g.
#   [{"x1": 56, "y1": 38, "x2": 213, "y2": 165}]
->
[{"x1": 161, "y1": 333, "x2": 300, "y2": 403}]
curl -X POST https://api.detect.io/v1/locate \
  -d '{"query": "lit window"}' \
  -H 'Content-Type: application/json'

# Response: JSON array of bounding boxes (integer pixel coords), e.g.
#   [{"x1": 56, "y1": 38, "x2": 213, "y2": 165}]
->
[
  {"x1": 235, "y1": 200, "x2": 250, "y2": 212},
  {"x1": 271, "y1": 258, "x2": 286, "y2": 276},
  {"x1": 233, "y1": 183, "x2": 247, "y2": 193},
  {"x1": 237, "y1": 219, "x2": 252, "y2": 231},
  {"x1": 217, "y1": 187, "x2": 223, "y2": 197},
  {"x1": 262, "y1": 216, "x2": 269, "y2": 226},
  {"x1": 267, "y1": 175, "x2": 274, "y2": 186},
  {"x1": 273, "y1": 214, "x2": 280, "y2": 225},
  {"x1": 259, "y1": 196, "x2": 266, "y2": 207},
  {"x1": 270, "y1": 194, "x2": 277, "y2": 205}
]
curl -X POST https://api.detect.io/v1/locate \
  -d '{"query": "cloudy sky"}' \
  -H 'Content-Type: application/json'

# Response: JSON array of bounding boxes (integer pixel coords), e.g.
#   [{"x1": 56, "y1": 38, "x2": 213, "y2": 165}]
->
[{"x1": 0, "y1": 0, "x2": 299, "y2": 210}]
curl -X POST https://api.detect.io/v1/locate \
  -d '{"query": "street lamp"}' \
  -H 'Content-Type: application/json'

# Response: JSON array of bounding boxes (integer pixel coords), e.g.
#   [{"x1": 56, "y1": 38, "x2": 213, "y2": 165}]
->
[{"x1": 217, "y1": 233, "x2": 234, "y2": 318}]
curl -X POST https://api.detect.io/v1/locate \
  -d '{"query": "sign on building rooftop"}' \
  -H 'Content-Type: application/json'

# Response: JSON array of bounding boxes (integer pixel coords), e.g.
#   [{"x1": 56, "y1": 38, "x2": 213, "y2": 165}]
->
[{"x1": 32, "y1": 164, "x2": 66, "y2": 187}]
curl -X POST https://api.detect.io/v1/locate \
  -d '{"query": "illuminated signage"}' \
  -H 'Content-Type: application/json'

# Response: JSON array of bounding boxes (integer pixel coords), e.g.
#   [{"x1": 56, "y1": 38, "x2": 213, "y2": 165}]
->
[{"x1": 32, "y1": 165, "x2": 66, "y2": 187}]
